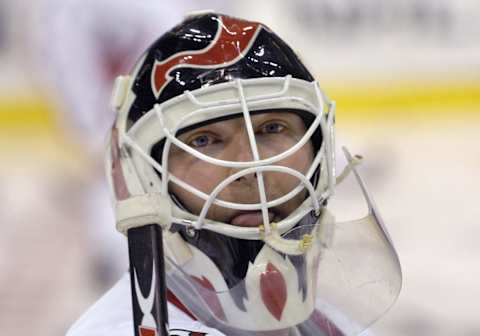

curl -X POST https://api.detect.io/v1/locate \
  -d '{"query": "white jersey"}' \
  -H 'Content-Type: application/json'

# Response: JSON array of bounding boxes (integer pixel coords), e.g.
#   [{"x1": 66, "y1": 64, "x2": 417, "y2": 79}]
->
[
  {"x1": 66, "y1": 272, "x2": 225, "y2": 336},
  {"x1": 66, "y1": 272, "x2": 374, "y2": 336}
]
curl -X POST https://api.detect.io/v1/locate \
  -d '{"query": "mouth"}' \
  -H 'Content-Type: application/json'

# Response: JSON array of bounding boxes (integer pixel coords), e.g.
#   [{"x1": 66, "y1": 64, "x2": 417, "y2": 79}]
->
[{"x1": 229, "y1": 210, "x2": 278, "y2": 227}]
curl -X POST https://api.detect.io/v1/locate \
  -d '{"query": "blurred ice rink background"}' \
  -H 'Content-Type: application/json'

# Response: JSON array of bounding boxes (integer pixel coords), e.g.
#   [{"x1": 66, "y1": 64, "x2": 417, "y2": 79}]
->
[{"x1": 0, "y1": 1, "x2": 479, "y2": 335}]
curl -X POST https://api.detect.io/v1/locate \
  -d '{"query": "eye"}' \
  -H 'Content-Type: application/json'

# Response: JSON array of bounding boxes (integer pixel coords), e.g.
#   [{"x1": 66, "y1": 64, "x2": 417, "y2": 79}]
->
[
  {"x1": 259, "y1": 122, "x2": 286, "y2": 134},
  {"x1": 188, "y1": 133, "x2": 217, "y2": 148}
]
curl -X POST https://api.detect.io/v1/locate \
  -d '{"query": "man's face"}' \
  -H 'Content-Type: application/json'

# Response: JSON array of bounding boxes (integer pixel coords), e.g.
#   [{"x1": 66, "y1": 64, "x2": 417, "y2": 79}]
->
[{"x1": 168, "y1": 111, "x2": 314, "y2": 227}]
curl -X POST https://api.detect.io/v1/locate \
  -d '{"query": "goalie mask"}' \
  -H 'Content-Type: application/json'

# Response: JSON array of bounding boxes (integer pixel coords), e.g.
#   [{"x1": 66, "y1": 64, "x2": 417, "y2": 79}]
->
[{"x1": 107, "y1": 12, "x2": 402, "y2": 336}]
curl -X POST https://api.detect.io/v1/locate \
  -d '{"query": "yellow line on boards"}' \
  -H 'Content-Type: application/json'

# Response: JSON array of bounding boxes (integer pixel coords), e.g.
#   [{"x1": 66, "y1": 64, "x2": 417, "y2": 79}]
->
[
  {"x1": 324, "y1": 79, "x2": 480, "y2": 121},
  {"x1": 0, "y1": 94, "x2": 57, "y2": 131},
  {"x1": 0, "y1": 79, "x2": 479, "y2": 132}
]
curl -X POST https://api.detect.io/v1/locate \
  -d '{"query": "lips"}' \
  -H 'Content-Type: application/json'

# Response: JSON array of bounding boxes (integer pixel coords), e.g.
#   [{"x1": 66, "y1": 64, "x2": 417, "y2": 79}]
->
[{"x1": 230, "y1": 211, "x2": 275, "y2": 227}]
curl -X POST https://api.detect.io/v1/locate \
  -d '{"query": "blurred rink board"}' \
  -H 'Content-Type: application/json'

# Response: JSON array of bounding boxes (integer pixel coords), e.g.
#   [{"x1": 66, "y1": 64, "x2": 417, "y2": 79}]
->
[
  {"x1": 0, "y1": 20, "x2": 97, "y2": 336},
  {"x1": 0, "y1": 95, "x2": 98, "y2": 336},
  {"x1": 2, "y1": 0, "x2": 479, "y2": 130},
  {"x1": 235, "y1": 0, "x2": 480, "y2": 121},
  {"x1": 0, "y1": 1, "x2": 479, "y2": 336}
]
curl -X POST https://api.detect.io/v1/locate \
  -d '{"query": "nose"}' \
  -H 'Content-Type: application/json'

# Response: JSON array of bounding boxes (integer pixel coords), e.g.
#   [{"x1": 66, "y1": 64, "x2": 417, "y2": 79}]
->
[
  {"x1": 228, "y1": 129, "x2": 256, "y2": 162},
  {"x1": 226, "y1": 131, "x2": 258, "y2": 183}
]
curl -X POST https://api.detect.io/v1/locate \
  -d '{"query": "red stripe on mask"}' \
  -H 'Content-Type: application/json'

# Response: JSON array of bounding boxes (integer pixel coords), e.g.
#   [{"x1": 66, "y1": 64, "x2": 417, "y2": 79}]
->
[{"x1": 152, "y1": 16, "x2": 261, "y2": 97}]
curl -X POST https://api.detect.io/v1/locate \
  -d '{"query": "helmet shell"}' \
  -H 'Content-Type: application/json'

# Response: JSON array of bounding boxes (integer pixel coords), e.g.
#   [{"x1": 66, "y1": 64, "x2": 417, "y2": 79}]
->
[{"x1": 127, "y1": 13, "x2": 314, "y2": 125}]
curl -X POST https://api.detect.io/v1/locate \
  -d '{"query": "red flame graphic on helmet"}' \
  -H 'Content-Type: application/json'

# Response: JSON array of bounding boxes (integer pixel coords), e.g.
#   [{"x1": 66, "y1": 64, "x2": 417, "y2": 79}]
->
[{"x1": 151, "y1": 15, "x2": 261, "y2": 98}]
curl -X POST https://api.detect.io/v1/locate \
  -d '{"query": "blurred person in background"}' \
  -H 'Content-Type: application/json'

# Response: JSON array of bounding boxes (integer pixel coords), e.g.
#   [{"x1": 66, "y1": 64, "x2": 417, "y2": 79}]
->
[
  {"x1": 66, "y1": 11, "x2": 401, "y2": 336},
  {"x1": 28, "y1": 0, "x2": 229, "y2": 288}
]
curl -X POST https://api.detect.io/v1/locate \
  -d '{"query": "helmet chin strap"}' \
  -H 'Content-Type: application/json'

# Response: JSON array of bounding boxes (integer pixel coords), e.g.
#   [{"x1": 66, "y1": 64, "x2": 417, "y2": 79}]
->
[{"x1": 261, "y1": 208, "x2": 335, "y2": 256}]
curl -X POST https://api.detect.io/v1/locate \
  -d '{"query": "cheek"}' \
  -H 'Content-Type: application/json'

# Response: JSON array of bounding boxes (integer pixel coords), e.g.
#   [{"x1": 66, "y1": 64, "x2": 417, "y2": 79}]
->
[
  {"x1": 263, "y1": 142, "x2": 314, "y2": 200},
  {"x1": 168, "y1": 155, "x2": 227, "y2": 208},
  {"x1": 182, "y1": 162, "x2": 225, "y2": 192},
  {"x1": 277, "y1": 143, "x2": 313, "y2": 178},
  {"x1": 294, "y1": 142, "x2": 314, "y2": 172}
]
